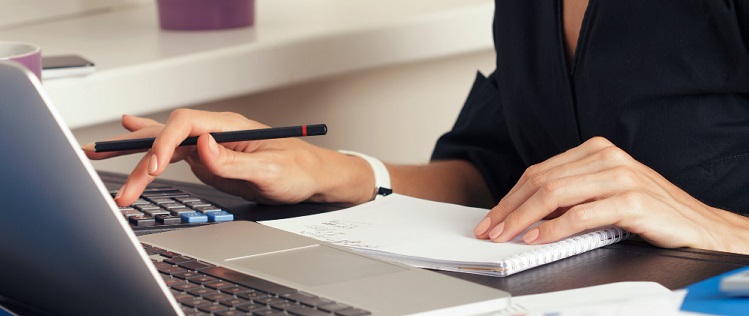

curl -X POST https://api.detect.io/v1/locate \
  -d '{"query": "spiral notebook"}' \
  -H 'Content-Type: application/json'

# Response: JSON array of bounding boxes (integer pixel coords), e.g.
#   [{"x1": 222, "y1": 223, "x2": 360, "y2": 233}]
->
[{"x1": 261, "y1": 194, "x2": 631, "y2": 277}]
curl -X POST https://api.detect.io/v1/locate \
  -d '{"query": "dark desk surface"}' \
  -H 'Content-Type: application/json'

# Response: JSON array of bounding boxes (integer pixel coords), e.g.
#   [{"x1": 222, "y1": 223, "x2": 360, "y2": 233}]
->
[{"x1": 97, "y1": 171, "x2": 749, "y2": 297}]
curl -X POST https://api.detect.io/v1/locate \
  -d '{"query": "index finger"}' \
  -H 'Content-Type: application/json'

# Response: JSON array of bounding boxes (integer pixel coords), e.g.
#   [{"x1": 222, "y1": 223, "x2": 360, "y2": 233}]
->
[
  {"x1": 505, "y1": 137, "x2": 614, "y2": 197},
  {"x1": 474, "y1": 137, "x2": 616, "y2": 238},
  {"x1": 147, "y1": 109, "x2": 262, "y2": 176}
]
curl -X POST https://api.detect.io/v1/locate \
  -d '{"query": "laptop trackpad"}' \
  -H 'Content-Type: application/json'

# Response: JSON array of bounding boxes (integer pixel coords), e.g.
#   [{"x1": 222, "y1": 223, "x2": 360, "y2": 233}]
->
[{"x1": 226, "y1": 244, "x2": 406, "y2": 287}]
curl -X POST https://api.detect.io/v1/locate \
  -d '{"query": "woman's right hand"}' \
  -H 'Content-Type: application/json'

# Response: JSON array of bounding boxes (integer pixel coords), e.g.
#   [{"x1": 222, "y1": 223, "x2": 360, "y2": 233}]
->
[{"x1": 85, "y1": 109, "x2": 376, "y2": 207}]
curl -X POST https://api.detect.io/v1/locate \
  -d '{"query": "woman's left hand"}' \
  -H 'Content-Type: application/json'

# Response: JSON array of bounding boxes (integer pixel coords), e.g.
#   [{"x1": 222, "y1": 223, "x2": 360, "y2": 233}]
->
[{"x1": 472, "y1": 137, "x2": 749, "y2": 254}]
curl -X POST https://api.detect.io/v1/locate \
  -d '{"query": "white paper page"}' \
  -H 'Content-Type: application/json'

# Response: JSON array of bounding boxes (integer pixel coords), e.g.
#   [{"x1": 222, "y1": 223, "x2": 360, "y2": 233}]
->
[
  {"x1": 261, "y1": 194, "x2": 547, "y2": 265},
  {"x1": 495, "y1": 282, "x2": 685, "y2": 316}
]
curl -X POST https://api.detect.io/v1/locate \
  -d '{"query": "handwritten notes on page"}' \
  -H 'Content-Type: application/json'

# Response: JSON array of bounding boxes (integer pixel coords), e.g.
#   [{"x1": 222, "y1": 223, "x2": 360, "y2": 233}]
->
[{"x1": 260, "y1": 194, "x2": 630, "y2": 277}]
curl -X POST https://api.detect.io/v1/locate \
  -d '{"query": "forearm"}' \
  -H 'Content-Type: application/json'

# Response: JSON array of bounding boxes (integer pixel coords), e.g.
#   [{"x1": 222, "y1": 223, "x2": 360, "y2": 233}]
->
[
  {"x1": 711, "y1": 208, "x2": 749, "y2": 255},
  {"x1": 389, "y1": 160, "x2": 495, "y2": 208},
  {"x1": 314, "y1": 148, "x2": 493, "y2": 207}
]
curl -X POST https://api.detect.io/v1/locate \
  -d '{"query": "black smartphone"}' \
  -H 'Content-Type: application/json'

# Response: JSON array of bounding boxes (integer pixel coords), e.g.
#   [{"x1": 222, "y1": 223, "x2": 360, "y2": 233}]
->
[{"x1": 42, "y1": 55, "x2": 95, "y2": 79}]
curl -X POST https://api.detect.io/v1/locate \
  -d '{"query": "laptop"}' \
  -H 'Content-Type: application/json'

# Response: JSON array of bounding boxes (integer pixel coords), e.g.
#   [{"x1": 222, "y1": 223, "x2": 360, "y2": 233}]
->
[{"x1": 0, "y1": 61, "x2": 510, "y2": 315}]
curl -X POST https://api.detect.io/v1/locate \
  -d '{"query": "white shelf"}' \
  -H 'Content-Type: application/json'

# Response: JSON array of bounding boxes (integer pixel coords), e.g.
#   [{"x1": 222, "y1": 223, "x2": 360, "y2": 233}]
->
[{"x1": 0, "y1": 0, "x2": 494, "y2": 128}]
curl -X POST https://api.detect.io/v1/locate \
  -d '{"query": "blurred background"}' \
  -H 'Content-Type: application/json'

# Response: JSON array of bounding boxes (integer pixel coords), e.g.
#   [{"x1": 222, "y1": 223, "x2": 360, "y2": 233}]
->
[{"x1": 0, "y1": 0, "x2": 495, "y2": 183}]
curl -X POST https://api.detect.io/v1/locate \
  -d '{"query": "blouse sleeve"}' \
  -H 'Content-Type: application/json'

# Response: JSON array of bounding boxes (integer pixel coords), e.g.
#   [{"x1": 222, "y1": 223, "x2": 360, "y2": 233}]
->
[{"x1": 431, "y1": 71, "x2": 525, "y2": 203}]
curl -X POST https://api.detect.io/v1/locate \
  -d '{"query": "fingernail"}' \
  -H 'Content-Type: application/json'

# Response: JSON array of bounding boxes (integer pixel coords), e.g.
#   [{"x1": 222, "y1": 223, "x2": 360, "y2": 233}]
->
[
  {"x1": 474, "y1": 217, "x2": 492, "y2": 236},
  {"x1": 488, "y1": 221, "x2": 505, "y2": 240},
  {"x1": 114, "y1": 184, "x2": 126, "y2": 201},
  {"x1": 523, "y1": 228, "x2": 540, "y2": 244},
  {"x1": 148, "y1": 153, "x2": 159, "y2": 175},
  {"x1": 208, "y1": 135, "x2": 219, "y2": 156}
]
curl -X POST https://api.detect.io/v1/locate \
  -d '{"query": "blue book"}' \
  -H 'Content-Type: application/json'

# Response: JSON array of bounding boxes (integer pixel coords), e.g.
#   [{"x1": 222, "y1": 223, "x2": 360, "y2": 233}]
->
[
  {"x1": 0, "y1": 306, "x2": 13, "y2": 316},
  {"x1": 681, "y1": 266, "x2": 749, "y2": 315}
]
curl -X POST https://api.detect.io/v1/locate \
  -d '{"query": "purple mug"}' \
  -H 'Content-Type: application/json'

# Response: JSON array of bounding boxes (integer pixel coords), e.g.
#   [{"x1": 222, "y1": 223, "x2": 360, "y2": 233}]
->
[
  {"x1": 0, "y1": 42, "x2": 41, "y2": 80},
  {"x1": 156, "y1": 0, "x2": 255, "y2": 31}
]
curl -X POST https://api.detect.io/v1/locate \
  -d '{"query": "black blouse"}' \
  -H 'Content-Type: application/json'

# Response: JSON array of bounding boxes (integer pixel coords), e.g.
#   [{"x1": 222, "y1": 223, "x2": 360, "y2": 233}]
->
[{"x1": 432, "y1": 0, "x2": 749, "y2": 213}]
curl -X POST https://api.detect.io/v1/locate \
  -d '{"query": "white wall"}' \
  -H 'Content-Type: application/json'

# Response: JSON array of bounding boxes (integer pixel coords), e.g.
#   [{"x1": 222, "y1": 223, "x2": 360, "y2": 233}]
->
[
  {"x1": 0, "y1": 0, "x2": 149, "y2": 29},
  {"x1": 73, "y1": 49, "x2": 496, "y2": 184}
]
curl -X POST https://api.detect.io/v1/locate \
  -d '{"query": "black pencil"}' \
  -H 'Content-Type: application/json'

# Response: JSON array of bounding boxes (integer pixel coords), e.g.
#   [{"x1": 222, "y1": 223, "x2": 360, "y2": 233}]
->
[{"x1": 82, "y1": 124, "x2": 327, "y2": 153}]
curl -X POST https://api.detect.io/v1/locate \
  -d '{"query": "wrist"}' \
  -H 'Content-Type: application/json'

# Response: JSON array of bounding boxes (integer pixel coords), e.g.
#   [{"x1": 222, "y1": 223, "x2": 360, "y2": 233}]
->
[
  {"x1": 338, "y1": 150, "x2": 392, "y2": 201},
  {"x1": 715, "y1": 208, "x2": 749, "y2": 255},
  {"x1": 309, "y1": 148, "x2": 386, "y2": 205}
]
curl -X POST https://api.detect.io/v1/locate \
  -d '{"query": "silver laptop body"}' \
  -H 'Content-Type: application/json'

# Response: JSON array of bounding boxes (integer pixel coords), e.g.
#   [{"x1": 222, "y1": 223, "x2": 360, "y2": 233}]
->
[{"x1": 0, "y1": 61, "x2": 510, "y2": 315}]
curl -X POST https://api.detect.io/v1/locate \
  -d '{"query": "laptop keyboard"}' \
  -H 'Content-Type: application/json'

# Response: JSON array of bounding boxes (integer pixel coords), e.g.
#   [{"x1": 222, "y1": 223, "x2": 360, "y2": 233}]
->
[
  {"x1": 144, "y1": 244, "x2": 372, "y2": 316},
  {"x1": 113, "y1": 187, "x2": 235, "y2": 229}
]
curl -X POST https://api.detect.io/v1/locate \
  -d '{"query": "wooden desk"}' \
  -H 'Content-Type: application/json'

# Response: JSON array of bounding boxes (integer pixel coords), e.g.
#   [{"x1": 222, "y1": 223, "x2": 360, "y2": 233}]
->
[{"x1": 96, "y1": 171, "x2": 749, "y2": 297}]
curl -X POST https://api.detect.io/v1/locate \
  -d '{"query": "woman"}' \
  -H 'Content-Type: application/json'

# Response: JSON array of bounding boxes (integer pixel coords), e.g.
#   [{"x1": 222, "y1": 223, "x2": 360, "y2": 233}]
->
[{"x1": 88, "y1": 0, "x2": 749, "y2": 254}]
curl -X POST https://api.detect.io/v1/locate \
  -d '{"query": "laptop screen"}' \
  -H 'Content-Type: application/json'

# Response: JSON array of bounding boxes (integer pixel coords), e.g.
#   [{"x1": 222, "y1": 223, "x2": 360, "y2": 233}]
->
[{"x1": 0, "y1": 61, "x2": 179, "y2": 315}]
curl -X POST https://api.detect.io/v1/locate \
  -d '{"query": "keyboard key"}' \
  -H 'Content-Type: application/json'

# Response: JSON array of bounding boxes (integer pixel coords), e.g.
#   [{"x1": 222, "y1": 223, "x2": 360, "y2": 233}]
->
[
  {"x1": 132, "y1": 198, "x2": 150, "y2": 205},
  {"x1": 149, "y1": 246, "x2": 168, "y2": 254},
  {"x1": 235, "y1": 304, "x2": 269, "y2": 312},
  {"x1": 187, "y1": 275, "x2": 219, "y2": 284},
  {"x1": 159, "y1": 202, "x2": 185, "y2": 209},
  {"x1": 246, "y1": 308, "x2": 282, "y2": 316},
  {"x1": 172, "y1": 271, "x2": 202, "y2": 280},
  {"x1": 236, "y1": 291, "x2": 270, "y2": 301},
  {"x1": 169, "y1": 207, "x2": 194, "y2": 216},
  {"x1": 318, "y1": 303, "x2": 352, "y2": 313},
  {"x1": 181, "y1": 212, "x2": 208, "y2": 223},
  {"x1": 252, "y1": 296, "x2": 283, "y2": 305},
  {"x1": 207, "y1": 210, "x2": 234, "y2": 222},
  {"x1": 186, "y1": 288, "x2": 218, "y2": 297},
  {"x1": 179, "y1": 260, "x2": 215, "y2": 271},
  {"x1": 220, "y1": 286, "x2": 253, "y2": 295},
  {"x1": 218, "y1": 298, "x2": 253, "y2": 307},
  {"x1": 215, "y1": 310, "x2": 249, "y2": 316},
  {"x1": 335, "y1": 308, "x2": 372, "y2": 316},
  {"x1": 152, "y1": 261, "x2": 173, "y2": 269},
  {"x1": 143, "y1": 189, "x2": 185, "y2": 198},
  {"x1": 181, "y1": 298, "x2": 213, "y2": 308},
  {"x1": 195, "y1": 205, "x2": 222, "y2": 214},
  {"x1": 150, "y1": 198, "x2": 175, "y2": 204},
  {"x1": 163, "y1": 278, "x2": 186, "y2": 287},
  {"x1": 203, "y1": 293, "x2": 234, "y2": 302},
  {"x1": 143, "y1": 208, "x2": 170, "y2": 217},
  {"x1": 288, "y1": 306, "x2": 331, "y2": 316},
  {"x1": 298, "y1": 297, "x2": 335, "y2": 308},
  {"x1": 173, "y1": 293, "x2": 197, "y2": 301},
  {"x1": 121, "y1": 209, "x2": 143, "y2": 218},
  {"x1": 135, "y1": 204, "x2": 161, "y2": 212},
  {"x1": 159, "y1": 266, "x2": 189, "y2": 275},
  {"x1": 201, "y1": 267, "x2": 296, "y2": 295},
  {"x1": 183, "y1": 308, "x2": 211, "y2": 316},
  {"x1": 156, "y1": 214, "x2": 182, "y2": 225},
  {"x1": 186, "y1": 201, "x2": 211, "y2": 208},
  {"x1": 198, "y1": 304, "x2": 230, "y2": 314},
  {"x1": 175, "y1": 196, "x2": 201, "y2": 203},
  {"x1": 164, "y1": 256, "x2": 196, "y2": 265},
  {"x1": 203, "y1": 281, "x2": 236, "y2": 290},
  {"x1": 280, "y1": 292, "x2": 318, "y2": 303},
  {"x1": 260, "y1": 311, "x2": 288, "y2": 316},
  {"x1": 269, "y1": 299, "x2": 302, "y2": 310},
  {"x1": 128, "y1": 215, "x2": 155, "y2": 227},
  {"x1": 171, "y1": 282, "x2": 201, "y2": 291}
]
